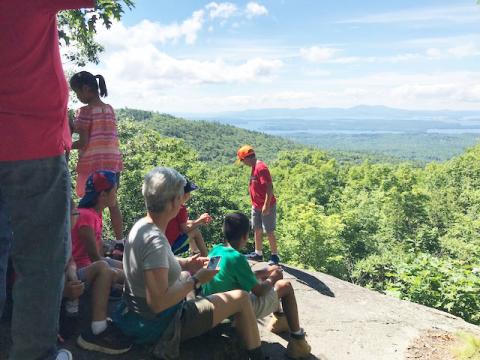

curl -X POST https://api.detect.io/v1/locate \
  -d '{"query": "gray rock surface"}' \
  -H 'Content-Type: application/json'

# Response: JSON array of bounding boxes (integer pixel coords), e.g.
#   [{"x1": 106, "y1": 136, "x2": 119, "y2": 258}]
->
[
  {"x1": 1, "y1": 265, "x2": 479, "y2": 359},
  {"x1": 265, "y1": 265, "x2": 480, "y2": 360}
]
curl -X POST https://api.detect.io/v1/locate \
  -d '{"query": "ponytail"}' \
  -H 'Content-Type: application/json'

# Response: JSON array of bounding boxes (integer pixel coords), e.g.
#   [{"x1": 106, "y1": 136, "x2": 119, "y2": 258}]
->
[
  {"x1": 70, "y1": 71, "x2": 108, "y2": 98},
  {"x1": 95, "y1": 75, "x2": 108, "y2": 97}
]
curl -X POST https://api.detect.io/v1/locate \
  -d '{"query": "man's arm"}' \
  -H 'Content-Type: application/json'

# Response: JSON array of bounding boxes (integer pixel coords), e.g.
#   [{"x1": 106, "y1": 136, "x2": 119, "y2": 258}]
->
[
  {"x1": 251, "y1": 279, "x2": 273, "y2": 297},
  {"x1": 262, "y1": 182, "x2": 274, "y2": 215}
]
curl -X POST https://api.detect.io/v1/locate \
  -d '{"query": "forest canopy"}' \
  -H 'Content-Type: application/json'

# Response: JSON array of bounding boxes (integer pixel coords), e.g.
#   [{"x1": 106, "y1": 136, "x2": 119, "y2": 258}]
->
[{"x1": 69, "y1": 110, "x2": 480, "y2": 325}]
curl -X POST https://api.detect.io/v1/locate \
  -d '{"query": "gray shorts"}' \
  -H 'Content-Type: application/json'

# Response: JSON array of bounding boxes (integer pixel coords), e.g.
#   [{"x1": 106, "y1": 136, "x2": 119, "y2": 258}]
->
[
  {"x1": 251, "y1": 204, "x2": 276, "y2": 233},
  {"x1": 250, "y1": 288, "x2": 280, "y2": 319}
]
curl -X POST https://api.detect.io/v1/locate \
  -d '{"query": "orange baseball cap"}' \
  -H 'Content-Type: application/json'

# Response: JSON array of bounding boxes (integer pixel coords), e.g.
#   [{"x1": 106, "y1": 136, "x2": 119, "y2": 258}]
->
[{"x1": 236, "y1": 145, "x2": 255, "y2": 162}]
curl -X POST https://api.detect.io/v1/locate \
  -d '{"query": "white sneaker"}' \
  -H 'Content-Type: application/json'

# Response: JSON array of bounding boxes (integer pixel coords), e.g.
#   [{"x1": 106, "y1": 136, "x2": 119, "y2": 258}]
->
[{"x1": 56, "y1": 349, "x2": 73, "y2": 360}]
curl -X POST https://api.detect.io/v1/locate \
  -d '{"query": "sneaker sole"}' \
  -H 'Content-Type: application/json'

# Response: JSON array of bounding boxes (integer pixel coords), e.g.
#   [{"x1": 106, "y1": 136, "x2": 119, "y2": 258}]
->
[{"x1": 77, "y1": 335, "x2": 132, "y2": 355}]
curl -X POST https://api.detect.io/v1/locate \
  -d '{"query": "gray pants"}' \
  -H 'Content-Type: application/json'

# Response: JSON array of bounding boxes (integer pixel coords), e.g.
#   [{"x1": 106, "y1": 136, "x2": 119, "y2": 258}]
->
[
  {"x1": 0, "y1": 192, "x2": 12, "y2": 317},
  {"x1": 0, "y1": 156, "x2": 70, "y2": 360}
]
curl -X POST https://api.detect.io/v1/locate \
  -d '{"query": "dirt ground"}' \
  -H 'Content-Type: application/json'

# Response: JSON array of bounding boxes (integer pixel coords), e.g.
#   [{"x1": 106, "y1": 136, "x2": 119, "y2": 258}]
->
[{"x1": 405, "y1": 330, "x2": 458, "y2": 360}]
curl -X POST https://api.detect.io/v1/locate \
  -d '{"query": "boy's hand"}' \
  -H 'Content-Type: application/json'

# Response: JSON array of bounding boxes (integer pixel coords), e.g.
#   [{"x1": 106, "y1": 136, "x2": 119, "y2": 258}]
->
[
  {"x1": 199, "y1": 213, "x2": 212, "y2": 225},
  {"x1": 262, "y1": 205, "x2": 270, "y2": 215},
  {"x1": 64, "y1": 280, "x2": 85, "y2": 300},
  {"x1": 194, "y1": 268, "x2": 219, "y2": 284}
]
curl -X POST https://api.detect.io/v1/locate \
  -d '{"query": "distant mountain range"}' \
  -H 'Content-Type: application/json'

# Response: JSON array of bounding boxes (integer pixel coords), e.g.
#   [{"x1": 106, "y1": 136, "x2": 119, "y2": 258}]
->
[{"x1": 178, "y1": 105, "x2": 480, "y2": 122}]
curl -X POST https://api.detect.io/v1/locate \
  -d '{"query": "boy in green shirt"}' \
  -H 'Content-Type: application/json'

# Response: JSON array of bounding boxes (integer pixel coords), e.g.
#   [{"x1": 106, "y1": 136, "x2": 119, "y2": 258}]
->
[{"x1": 202, "y1": 212, "x2": 311, "y2": 359}]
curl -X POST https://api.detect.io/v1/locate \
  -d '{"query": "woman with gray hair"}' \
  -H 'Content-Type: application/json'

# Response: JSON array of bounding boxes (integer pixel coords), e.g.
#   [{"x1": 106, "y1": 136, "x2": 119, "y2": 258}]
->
[{"x1": 114, "y1": 167, "x2": 265, "y2": 359}]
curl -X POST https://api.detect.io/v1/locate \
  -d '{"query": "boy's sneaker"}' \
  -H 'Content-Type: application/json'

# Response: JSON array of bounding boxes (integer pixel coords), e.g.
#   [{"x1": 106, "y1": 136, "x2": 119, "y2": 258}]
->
[
  {"x1": 245, "y1": 252, "x2": 263, "y2": 262},
  {"x1": 56, "y1": 349, "x2": 73, "y2": 360},
  {"x1": 286, "y1": 331, "x2": 311, "y2": 359},
  {"x1": 267, "y1": 312, "x2": 290, "y2": 334},
  {"x1": 77, "y1": 319, "x2": 133, "y2": 355},
  {"x1": 268, "y1": 254, "x2": 280, "y2": 265}
]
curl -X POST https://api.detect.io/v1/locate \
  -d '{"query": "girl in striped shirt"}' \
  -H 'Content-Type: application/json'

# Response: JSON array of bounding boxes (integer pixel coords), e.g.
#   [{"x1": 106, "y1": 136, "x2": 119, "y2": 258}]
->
[{"x1": 70, "y1": 71, "x2": 124, "y2": 241}]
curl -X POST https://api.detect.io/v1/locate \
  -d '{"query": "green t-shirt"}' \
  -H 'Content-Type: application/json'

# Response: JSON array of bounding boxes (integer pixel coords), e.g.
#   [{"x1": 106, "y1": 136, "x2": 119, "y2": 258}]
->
[{"x1": 202, "y1": 244, "x2": 258, "y2": 296}]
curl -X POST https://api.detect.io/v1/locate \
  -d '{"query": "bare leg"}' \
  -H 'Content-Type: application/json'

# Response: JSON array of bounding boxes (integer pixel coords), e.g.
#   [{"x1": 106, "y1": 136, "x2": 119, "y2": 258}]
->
[
  {"x1": 275, "y1": 280, "x2": 300, "y2": 332},
  {"x1": 207, "y1": 290, "x2": 261, "y2": 350},
  {"x1": 108, "y1": 201, "x2": 123, "y2": 240},
  {"x1": 254, "y1": 228, "x2": 263, "y2": 252},
  {"x1": 83, "y1": 261, "x2": 115, "y2": 322},
  {"x1": 189, "y1": 228, "x2": 208, "y2": 257},
  {"x1": 266, "y1": 231, "x2": 278, "y2": 254},
  {"x1": 188, "y1": 236, "x2": 199, "y2": 254}
]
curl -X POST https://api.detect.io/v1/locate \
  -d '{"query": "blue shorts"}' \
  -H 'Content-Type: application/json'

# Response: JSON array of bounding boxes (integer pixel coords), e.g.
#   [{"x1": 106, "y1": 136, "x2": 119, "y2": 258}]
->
[{"x1": 171, "y1": 233, "x2": 189, "y2": 255}]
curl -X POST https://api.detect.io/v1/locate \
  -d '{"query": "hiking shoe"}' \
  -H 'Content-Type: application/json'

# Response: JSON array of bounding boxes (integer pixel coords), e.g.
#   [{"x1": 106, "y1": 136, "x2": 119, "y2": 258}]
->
[
  {"x1": 268, "y1": 254, "x2": 280, "y2": 265},
  {"x1": 245, "y1": 252, "x2": 263, "y2": 262},
  {"x1": 56, "y1": 349, "x2": 73, "y2": 360},
  {"x1": 59, "y1": 312, "x2": 79, "y2": 340},
  {"x1": 77, "y1": 320, "x2": 133, "y2": 355},
  {"x1": 286, "y1": 331, "x2": 311, "y2": 359},
  {"x1": 267, "y1": 312, "x2": 290, "y2": 334}
]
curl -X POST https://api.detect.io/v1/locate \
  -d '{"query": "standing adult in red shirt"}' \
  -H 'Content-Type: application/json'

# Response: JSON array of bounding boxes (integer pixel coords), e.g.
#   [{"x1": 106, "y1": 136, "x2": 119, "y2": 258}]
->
[
  {"x1": 0, "y1": 1, "x2": 95, "y2": 359},
  {"x1": 237, "y1": 145, "x2": 280, "y2": 265}
]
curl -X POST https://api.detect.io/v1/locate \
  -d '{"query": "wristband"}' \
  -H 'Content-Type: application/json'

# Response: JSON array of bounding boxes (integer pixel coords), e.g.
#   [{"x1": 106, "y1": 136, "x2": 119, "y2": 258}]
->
[{"x1": 191, "y1": 275, "x2": 201, "y2": 290}]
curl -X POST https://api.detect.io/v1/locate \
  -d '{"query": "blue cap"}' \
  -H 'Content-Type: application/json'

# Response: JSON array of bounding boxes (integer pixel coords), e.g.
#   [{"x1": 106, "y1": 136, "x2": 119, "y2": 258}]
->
[{"x1": 79, "y1": 171, "x2": 117, "y2": 208}]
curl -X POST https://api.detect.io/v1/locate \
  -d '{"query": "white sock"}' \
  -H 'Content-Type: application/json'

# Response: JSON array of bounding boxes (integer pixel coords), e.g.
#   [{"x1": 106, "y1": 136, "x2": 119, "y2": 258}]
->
[
  {"x1": 65, "y1": 299, "x2": 79, "y2": 315},
  {"x1": 91, "y1": 320, "x2": 108, "y2": 335},
  {"x1": 255, "y1": 250, "x2": 263, "y2": 256},
  {"x1": 291, "y1": 328, "x2": 304, "y2": 336}
]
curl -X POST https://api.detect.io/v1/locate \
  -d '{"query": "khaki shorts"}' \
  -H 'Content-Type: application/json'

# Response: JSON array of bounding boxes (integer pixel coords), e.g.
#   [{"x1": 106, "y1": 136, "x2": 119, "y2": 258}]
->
[
  {"x1": 180, "y1": 297, "x2": 215, "y2": 341},
  {"x1": 251, "y1": 204, "x2": 277, "y2": 233},
  {"x1": 250, "y1": 288, "x2": 280, "y2": 319}
]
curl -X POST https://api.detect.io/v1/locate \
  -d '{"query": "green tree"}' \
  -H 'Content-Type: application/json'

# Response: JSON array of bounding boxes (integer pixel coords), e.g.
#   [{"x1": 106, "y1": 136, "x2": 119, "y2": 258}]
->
[{"x1": 59, "y1": 0, "x2": 135, "y2": 66}]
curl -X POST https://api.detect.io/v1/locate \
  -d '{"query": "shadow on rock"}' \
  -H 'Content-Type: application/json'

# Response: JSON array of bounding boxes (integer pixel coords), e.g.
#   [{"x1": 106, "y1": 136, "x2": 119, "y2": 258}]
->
[
  {"x1": 262, "y1": 340, "x2": 323, "y2": 360},
  {"x1": 282, "y1": 265, "x2": 335, "y2": 297}
]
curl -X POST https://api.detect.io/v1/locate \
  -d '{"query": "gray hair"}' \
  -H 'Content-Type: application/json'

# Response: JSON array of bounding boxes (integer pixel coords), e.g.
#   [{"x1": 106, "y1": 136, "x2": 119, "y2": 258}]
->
[{"x1": 142, "y1": 167, "x2": 186, "y2": 213}]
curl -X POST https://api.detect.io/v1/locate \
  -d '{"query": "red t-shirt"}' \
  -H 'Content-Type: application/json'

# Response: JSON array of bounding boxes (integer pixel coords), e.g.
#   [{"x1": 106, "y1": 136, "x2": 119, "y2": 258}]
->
[
  {"x1": 165, "y1": 205, "x2": 189, "y2": 245},
  {"x1": 71, "y1": 208, "x2": 103, "y2": 269},
  {"x1": 0, "y1": 0, "x2": 95, "y2": 161},
  {"x1": 249, "y1": 160, "x2": 276, "y2": 210}
]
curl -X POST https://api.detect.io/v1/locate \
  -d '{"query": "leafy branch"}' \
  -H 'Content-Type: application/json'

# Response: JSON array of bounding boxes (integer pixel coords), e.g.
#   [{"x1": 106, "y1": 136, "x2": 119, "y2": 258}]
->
[{"x1": 58, "y1": 0, "x2": 135, "y2": 66}]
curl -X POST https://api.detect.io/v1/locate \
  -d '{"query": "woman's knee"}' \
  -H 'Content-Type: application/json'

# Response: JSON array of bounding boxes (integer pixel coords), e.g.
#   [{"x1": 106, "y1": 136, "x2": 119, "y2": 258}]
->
[{"x1": 223, "y1": 289, "x2": 250, "y2": 309}]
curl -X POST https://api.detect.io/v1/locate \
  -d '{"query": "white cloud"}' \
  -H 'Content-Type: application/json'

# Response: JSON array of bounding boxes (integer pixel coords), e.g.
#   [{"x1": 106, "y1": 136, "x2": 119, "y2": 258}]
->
[
  {"x1": 245, "y1": 2, "x2": 268, "y2": 18},
  {"x1": 206, "y1": 2, "x2": 238, "y2": 19},
  {"x1": 425, "y1": 48, "x2": 442, "y2": 59},
  {"x1": 338, "y1": 4, "x2": 480, "y2": 24},
  {"x1": 96, "y1": 12, "x2": 205, "y2": 49},
  {"x1": 98, "y1": 43, "x2": 283, "y2": 86},
  {"x1": 460, "y1": 85, "x2": 480, "y2": 103},
  {"x1": 447, "y1": 43, "x2": 480, "y2": 58},
  {"x1": 300, "y1": 46, "x2": 339, "y2": 62},
  {"x1": 300, "y1": 42, "x2": 480, "y2": 65},
  {"x1": 299, "y1": 46, "x2": 422, "y2": 64}
]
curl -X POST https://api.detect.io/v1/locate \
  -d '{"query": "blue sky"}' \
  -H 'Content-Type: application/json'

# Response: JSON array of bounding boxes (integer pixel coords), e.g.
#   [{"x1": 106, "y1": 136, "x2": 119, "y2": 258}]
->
[{"x1": 73, "y1": 0, "x2": 480, "y2": 113}]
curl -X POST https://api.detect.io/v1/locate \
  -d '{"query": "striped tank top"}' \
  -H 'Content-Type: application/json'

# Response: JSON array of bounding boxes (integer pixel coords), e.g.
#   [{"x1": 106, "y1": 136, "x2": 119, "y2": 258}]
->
[{"x1": 74, "y1": 104, "x2": 123, "y2": 175}]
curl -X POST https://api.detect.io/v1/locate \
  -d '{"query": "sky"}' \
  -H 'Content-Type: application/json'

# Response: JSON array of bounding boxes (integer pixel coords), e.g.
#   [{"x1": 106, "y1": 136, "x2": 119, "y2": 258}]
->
[{"x1": 68, "y1": 0, "x2": 480, "y2": 113}]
